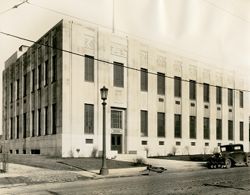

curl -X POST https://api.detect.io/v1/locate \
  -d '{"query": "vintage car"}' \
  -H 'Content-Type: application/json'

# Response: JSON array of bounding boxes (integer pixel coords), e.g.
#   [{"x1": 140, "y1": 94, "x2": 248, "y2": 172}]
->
[{"x1": 207, "y1": 144, "x2": 250, "y2": 169}]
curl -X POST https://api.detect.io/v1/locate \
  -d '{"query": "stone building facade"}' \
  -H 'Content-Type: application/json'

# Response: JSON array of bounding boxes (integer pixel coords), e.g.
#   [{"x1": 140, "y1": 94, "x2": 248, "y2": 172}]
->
[{"x1": 2, "y1": 20, "x2": 249, "y2": 157}]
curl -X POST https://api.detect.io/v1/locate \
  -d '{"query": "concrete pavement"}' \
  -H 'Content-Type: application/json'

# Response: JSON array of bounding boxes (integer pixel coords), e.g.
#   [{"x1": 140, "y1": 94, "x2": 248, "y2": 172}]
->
[{"x1": 0, "y1": 158, "x2": 206, "y2": 188}]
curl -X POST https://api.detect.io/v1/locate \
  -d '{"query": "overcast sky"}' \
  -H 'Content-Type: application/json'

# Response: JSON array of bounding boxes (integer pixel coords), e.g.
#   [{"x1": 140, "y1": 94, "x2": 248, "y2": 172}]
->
[{"x1": 0, "y1": 0, "x2": 249, "y2": 134}]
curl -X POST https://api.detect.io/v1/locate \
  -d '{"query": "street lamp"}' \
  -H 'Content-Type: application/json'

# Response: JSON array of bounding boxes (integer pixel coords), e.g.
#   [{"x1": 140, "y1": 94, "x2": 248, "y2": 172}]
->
[{"x1": 100, "y1": 86, "x2": 109, "y2": 175}]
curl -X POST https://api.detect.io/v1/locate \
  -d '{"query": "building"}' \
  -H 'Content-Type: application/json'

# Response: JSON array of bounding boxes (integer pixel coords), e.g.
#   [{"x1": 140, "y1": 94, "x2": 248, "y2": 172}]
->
[{"x1": 2, "y1": 20, "x2": 250, "y2": 157}]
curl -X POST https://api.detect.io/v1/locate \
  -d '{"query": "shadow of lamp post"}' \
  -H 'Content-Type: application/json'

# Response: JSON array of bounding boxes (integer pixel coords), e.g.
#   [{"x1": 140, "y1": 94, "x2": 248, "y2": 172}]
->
[{"x1": 100, "y1": 86, "x2": 109, "y2": 175}]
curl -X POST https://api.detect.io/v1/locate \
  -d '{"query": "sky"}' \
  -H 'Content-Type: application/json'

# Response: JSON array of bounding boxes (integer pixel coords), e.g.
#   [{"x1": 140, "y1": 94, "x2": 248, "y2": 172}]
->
[{"x1": 0, "y1": 0, "x2": 249, "y2": 134}]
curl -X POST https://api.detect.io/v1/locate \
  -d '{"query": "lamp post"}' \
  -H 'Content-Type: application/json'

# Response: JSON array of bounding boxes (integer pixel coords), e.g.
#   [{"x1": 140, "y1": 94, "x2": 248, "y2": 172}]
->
[{"x1": 100, "y1": 86, "x2": 109, "y2": 175}]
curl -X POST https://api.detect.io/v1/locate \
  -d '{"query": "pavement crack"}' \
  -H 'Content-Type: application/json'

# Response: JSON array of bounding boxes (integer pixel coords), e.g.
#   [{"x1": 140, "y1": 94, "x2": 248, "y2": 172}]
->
[{"x1": 203, "y1": 183, "x2": 248, "y2": 191}]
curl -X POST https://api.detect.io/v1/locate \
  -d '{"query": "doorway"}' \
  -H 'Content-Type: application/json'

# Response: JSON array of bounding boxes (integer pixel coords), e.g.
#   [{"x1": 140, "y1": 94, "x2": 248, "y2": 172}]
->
[{"x1": 111, "y1": 134, "x2": 122, "y2": 154}]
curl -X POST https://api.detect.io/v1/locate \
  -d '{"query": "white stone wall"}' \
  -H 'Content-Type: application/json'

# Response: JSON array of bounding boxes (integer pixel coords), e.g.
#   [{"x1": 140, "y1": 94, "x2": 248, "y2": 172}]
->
[{"x1": 61, "y1": 20, "x2": 249, "y2": 157}]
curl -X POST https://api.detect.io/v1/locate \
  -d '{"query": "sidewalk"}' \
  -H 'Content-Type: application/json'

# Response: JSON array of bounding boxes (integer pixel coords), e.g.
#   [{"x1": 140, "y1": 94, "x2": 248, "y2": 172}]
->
[{"x1": 0, "y1": 158, "x2": 206, "y2": 188}]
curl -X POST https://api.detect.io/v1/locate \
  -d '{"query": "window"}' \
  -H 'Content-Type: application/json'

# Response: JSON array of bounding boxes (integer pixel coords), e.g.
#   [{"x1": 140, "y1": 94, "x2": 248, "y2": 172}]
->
[
  {"x1": 38, "y1": 109, "x2": 41, "y2": 136},
  {"x1": 45, "y1": 40, "x2": 49, "y2": 56},
  {"x1": 228, "y1": 89, "x2": 233, "y2": 106},
  {"x1": 23, "y1": 74, "x2": 27, "y2": 97},
  {"x1": 52, "y1": 36, "x2": 57, "y2": 54},
  {"x1": 16, "y1": 115, "x2": 19, "y2": 139},
  {"x1": 157, "y1": 72, "x2": 165, "y2": 95},
  {"x1": 31, "y1": 69, "x2": 35, "y2": 92},
  {"x1": 203, "y1": 83, "x2": 209, "y2": 102},
  {"x1": 44, "y1": 60, "x2": 48, "y2": 86},
  {"x1": 216, "y1": 119, "x2": 222, "y2": 140},
  {"x1": 44, "y1": 107, "x2": 48, "y2": 135},
  {"x1": 52, "y1": 104, "x2": 57, "y2": 134},
  {"x1": 31, "y1": 111, "x2": 35, "y2": 137},
  {"x1": 10, "y1": 118, "x2": 14, "y2": 139},
  {"x1": 140, "y1": 110, "x2": 148, "y2": 136},
  {"x1": 140, "y1": 68, "x2": 148, "y2": 91},
  {"x1": 174, "y1": 77, "x2": 181, "y2": 97},
  {"x1": 85, "y1": 55, "x2": 94, "y2": 82},
  {"x1": 189, "y1": 80, "x2": 196, "y2": 100},
  {"x1": 157, "y1": 112, "x2": 165, "y2": 137},
  {"x1": 204, "y1": 118, "x2": 210, "y2": 139},
  {"x1": 174, "y1": 114, "x2": 181, "y2": 138},
  {"x1": 216, "y1": 86, "x2": 222, "y2": 104},
  {"x1": 38, "y1": 65, "x2": 41, "y2": 89},
  {"x1": 190, "y1": 116, "x2": 196, "y2": 139},
  {"x1": 228, "y1": 120, "x2": 233, "y2": 140},
  {"x1": 10, "y1": 83, "x2": 13, "y2": 102},
  {"x1": 16, "y1": 79, "x2": 19, "y2": 100},
  {"x1": 111, "y1": 110, "x2": 122, "y2": 129},
  {"x1": 113, "y1": 62, "x2": 124, "y2": 87},
  {"x1": 52, "y1": 55, "x2": 57, "y2": 82},
  {"x1": 240, "y1": 121, "x2": 244, "y2": 141},
  {"x1": 23, "y1": 113, "x2": 27, "y2": 138},
  {"x1": 84, "y1": 104, "x2": 94, "y2": 134},
  {"x1": 38, "y1": 46, "x2": 42, "y2": 62},
  {"x1": 240, "y1": 91, "x2": 243, "y2": 108}
]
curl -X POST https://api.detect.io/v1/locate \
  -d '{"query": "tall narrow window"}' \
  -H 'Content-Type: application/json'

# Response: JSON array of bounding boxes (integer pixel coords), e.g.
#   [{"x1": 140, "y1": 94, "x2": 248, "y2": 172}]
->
[
  {"x1": 52, "y1": 104, "x2": 57, "y2": 134},
  {"x1": 10, "y1": 83, "x2": 13, "y2": 102},
  {"x1": 111, "y1": 110, "x2": 122, "y2": 129},
  {"x1": 204, "y1": 118, "x2": 210, "y2": 139},
  {"x1": 44, "y1": 60, "x2": 48, "y2": 86},
  {"x1": 240, "y1": 91, "x2": 243, "y2": 108},
  {"x1": 157, "y1": 72, "x2": 165, "y2": 95},
  {"x1": 44, "y1": 107, "x2": 48, "y2": 135},
  {"x1": 203, "y1": 83, "x2": 209, "y2": 102},
  {"x1": 240, "y1": 121, "x2": 244, "y2": 141},
  {"x1": 190, "y1": 116, "x2": 196, "y2": 139},
  {"x1": 52, "y1": 55, "x2": 57, "y2": 82},
  {"x1": 52, "y1": 36, "x2": 57, "y2": 54},
  {"x1": 157, "y1": 112, "x2": 165, "y2": 137},
  {"x1": 10, "y1": 118, "x2": 13, "y2": 139},
  {"x1": 140, "y1": 110, "x2": 148, "y2": 137},
  {"x1": 228, "y1": 120, "x2": 233, "y2": 140},
  {"x1": 85, "y1": 55, "x2": 94, "y2": 82},
  {"x1": 45, "y1": 40, "x2": 49, "y2": 56},
  {"x1": 31, "y1": 111, "x2": 35, "y2": 137},
  {"x1": 23, "y1": 113, "x2": 27, "y2": 138},
  {"x1": 84, "y1": 104, "x2": 94, "y2": 134},
  {"x1": 113, "y1": 62, "x2": 124, "y2": 87},
  {"x1": 31, "y1": 69, "x2": 35, "y2": 92},
  {"x1": 216, "y1": 119, "x2": 222, "y2": 140},
  {"x1": 140, "y1": 68, "x2": 148, "y2": 91},
  {"x1": 174, "y1": 77, "x2": 181, "y2": 97},
  {"x1": 228, "y1": 88, "x2": 233, "y2": 106},
  {"x1": 16, "y1": 80, "x2": 19, "y2": 100},
  {"x1": 38, "y1": 109, "x2": 41, "y2": 136},
  {"x1": 38, "y1": 65, "x2": 41, "y2": 89},
  {"x1": 174, "y1": 114, "x2": 181, "y2": 138},
  {"x1": 189, "y1": 80, "x2": 196, "y2": 100},
  {"x1": 23, "y1": 74, "x2": 27, "y2": 97},
  {"x1": 16, "y1": 115, "x2": 19, "y2": 139},
  {"x1": 216, "y1": 86, "x2": 222, "y2": 104}
]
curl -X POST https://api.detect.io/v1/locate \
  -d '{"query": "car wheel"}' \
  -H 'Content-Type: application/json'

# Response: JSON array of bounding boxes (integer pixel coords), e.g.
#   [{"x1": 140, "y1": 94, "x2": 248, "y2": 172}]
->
[
  {"x1": 217, "y1": 164, "x2": 221, "y2": 168},
  {"x1": 246, "y1": 158, "x2": 250, "y2": 167},
  {"x1": 225, "y1": 159, "x2": 232, "y2": 169}
]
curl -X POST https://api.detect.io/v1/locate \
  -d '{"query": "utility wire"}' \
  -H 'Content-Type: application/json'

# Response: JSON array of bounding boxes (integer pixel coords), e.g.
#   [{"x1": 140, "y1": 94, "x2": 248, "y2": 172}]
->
[
  {"x1": 25, "y1": 0, "x2": 231, "y2": 67},
  {"x1": 0, "y1": 0, "x2": 28, "y2": 16},
  {"x1": 0, "y1": 30, "x2": 249, "y2": 93},
  {"x1": 202, "y1": 0, "x2": 250, "y2": 23}
]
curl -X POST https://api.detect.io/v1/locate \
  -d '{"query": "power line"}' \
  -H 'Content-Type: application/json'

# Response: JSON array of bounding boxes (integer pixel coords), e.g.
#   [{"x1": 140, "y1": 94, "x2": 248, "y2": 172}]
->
[
  {"x1": 0, "y1": 0, "x2": 28, "y2": 16},
  {"x1": 0, "y1": 30, "x2": 249, "y2": 93},
  {"x1": 25, "y1": 0, "x2": 232, "y2": 68},
  {"x1": 202, "y1": 0, "x2": 250, "y2": 24}
]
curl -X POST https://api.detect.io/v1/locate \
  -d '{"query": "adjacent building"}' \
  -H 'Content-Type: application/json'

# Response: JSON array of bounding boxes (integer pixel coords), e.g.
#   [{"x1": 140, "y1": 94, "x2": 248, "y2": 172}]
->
[{"x1": 2, "y1": 20, "x2": 250, "y2": 157}]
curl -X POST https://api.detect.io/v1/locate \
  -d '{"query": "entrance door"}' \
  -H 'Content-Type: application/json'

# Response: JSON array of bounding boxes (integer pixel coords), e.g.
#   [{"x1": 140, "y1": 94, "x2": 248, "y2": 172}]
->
[{"x1": 111, "y1": 134, "x2": 122, "y2": 154}]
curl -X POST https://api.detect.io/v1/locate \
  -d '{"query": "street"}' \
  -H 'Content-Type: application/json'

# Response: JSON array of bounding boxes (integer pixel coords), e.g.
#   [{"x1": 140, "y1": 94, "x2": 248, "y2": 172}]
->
[{"x1": 2, "y1": 166, "x2": 250, "y2": 195}]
